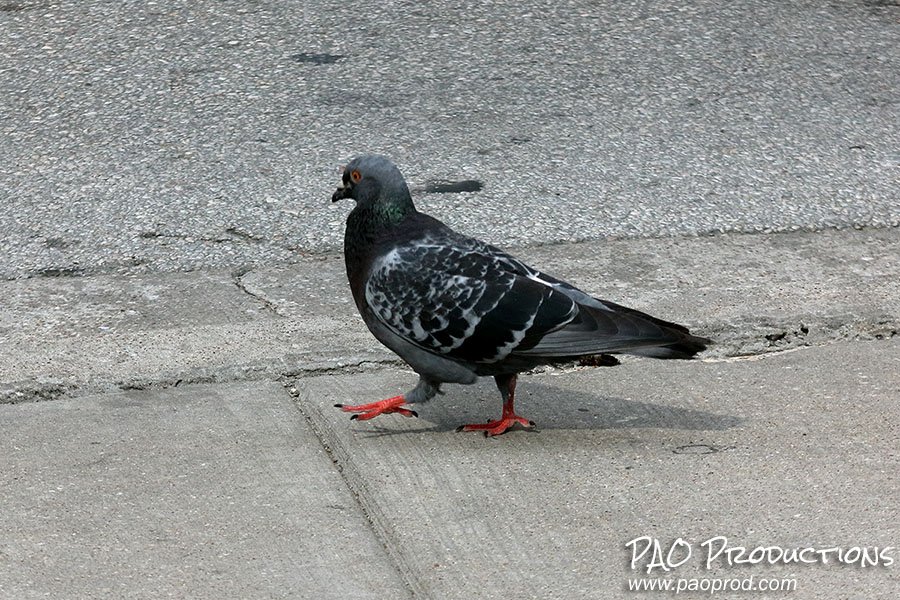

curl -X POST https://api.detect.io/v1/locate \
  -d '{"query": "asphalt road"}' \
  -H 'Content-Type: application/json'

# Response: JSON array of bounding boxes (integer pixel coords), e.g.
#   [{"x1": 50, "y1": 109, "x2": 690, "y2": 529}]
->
[{"x1": 2, "y1": 0, "x2": 899, "y2": 280}]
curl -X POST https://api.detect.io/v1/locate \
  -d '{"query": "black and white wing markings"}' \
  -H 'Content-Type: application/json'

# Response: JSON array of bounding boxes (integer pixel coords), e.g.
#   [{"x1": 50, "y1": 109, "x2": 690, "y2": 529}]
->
[
  {"x1": 365, "y1": 241, "x2": 578, "y2": 364},
  {"x1": 472, "y1": 242, "x2": 618, "y2": 313},
  {"x1": 447, "y1": 237, "x2": 694, "y2": 356}
]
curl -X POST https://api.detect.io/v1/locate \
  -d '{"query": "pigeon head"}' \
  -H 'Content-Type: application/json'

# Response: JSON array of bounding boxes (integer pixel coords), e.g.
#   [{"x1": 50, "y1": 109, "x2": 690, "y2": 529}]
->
[{"x1": 331, "y1": 155, "x2": 413, "y2": 209}]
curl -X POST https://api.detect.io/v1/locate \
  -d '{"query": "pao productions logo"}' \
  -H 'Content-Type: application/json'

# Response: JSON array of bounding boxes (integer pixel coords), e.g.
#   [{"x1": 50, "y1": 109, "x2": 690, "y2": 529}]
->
[
  {"x1": 624, "y1": 536, "x2": 895, "y2": 594},
  {"x1": 626, "y1": 535, "x2": 896, "y2": 572}
]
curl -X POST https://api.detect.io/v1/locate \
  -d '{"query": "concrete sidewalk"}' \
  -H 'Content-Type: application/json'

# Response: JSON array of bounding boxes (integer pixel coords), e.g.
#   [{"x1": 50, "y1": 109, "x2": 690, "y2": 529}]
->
[
  {"x1": 1, "y1": 228, "x2": 899, "y2": 598},
  {"x1": 2, "y1": 227, "x2": 898, "y2": 402},
  {"x1": 2, "y1": 343, "x2": 898, "y2": 599},
  {"x1": 0, "y1": 382, "x2": 409, "y2": 599},
  {"x1": 296, "y1": 341, "x2": 900, "y2": 599}
]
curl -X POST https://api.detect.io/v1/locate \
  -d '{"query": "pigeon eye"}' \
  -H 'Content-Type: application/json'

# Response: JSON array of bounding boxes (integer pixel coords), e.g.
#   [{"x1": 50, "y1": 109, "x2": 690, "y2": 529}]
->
[{"x1": 351, "y1": 170, "x2": 361, "y2": 182}]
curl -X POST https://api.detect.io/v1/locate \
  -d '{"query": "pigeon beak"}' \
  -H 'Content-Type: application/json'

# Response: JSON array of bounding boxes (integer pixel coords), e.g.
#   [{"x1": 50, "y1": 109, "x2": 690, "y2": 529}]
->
[{"x1": 332, "y1": 183, "x2": 351, "y2": 202}]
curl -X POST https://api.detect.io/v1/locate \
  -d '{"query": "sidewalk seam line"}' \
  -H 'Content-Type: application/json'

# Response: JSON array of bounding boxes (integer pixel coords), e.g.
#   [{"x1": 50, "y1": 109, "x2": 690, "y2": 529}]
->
[{"x1": 286, "y1": 380, "x2": 427, "y2": 599}]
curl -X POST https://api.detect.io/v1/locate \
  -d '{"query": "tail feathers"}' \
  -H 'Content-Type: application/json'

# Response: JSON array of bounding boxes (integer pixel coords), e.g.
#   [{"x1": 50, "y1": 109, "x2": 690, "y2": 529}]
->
[
  {"x1": 514, "y1": 299, "x2": 712, "y2": 360},
  {"x1": 589, "y1": 299, "x2": 711, "y2": 359},
  {"x1": 628, "y1": 333, "x2": 711, "y2": 359}
]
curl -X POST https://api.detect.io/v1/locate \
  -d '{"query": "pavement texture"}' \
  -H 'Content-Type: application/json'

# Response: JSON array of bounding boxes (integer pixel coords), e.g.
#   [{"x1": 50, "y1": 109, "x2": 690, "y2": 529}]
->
[
  {"x1": 0, "y1": 382, "x2": 409, "y2": 599},
  {"x1": 3, "y1": 0, "x2": 900, "y2": 598},
  {"x1": 2, "y1": 227, "x2": 900, "y2": 599},
  {"x1": 2, "y1": 342, "x2": 898, "y2": 599},
  {"x1": 2, "y1": 0, "x2": 900, "y2": 279},
  {"x1": 298, "y1": 341, "x2": 900, "y2": 599},
  {"x1": 2, "y1": 226, "x2": 898, "y2": 402}
]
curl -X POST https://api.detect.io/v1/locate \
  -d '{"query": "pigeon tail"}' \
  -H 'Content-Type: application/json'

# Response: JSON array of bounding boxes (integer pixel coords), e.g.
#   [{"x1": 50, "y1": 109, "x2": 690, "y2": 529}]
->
[
  {"x1": 512, "y1": 299, "x2": 710, "y2": 359},
  {"x1": 628, "y1": 334, "x2": 711, "y2": 359},
  {"x1": 588, "y1": 300, "x2": 712, "y2": 359}
]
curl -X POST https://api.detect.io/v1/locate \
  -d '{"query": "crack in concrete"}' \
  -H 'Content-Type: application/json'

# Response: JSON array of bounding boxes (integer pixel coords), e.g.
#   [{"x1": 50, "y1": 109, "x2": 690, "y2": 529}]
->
[
  {"x1": 231, "y1": 267, "x2": 281, "y2": 316},
  {"x1": 13, "y1": 221, "x2": 900, "y2": 282},
  {"x1": 223, "y1": 227, "x2": 264, "y2": 243},
  {"x1": 139, "y1": 228, "x2": 265, "y2": 245},
  {"x1": 705, "y1": 315, "x2": 900, "y2": 358},
  {"x1": 287, "y1": 382, "x2": 428, "y2": 599},
  {"x1": 1, "y1": 315, "x2": 897, "y2": 405},
  {"x1": 0, "y1": 358, "x2": 405, "y2": 405}
]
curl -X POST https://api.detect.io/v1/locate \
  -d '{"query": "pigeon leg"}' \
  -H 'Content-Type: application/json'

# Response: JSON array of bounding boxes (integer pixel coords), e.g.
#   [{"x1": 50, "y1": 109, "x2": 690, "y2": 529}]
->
[
  {"x1": 335, "y1": 395, "x2": 418, "y2": 420},
  {"x1": 457, "y1": 374, "x2": 536, "y2": 436}
]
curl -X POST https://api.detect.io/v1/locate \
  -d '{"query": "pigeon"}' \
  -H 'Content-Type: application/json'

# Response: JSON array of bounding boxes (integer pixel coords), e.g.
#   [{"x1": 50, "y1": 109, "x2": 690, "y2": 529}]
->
[{"x1": 331, "y1": 155, "x2": 710, "y2": 436}]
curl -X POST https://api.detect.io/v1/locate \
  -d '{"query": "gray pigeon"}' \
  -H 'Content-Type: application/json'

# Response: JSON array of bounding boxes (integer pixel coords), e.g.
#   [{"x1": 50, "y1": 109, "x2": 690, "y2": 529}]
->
[{"x1": 331, "y1": 155, "x2": 710, "y2": 436}]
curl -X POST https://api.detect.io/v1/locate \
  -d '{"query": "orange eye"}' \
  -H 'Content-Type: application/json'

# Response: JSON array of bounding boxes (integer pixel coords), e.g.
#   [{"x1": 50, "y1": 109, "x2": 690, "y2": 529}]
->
[{"x1": 350, "y1": 170, "x2": 361, "y2": 182}]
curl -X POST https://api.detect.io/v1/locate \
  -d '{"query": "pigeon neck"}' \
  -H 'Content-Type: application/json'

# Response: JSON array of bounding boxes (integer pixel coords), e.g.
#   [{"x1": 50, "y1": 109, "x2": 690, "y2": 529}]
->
[
  {"x1": 354, "y1": 193, "x2": 415, "y2": 229},
  {"x1": 345, "y1": 195, "x2": 416, "y2": 261},
  {"x1": 375, "y1": 196, "x2": 415, "y2": 224}
]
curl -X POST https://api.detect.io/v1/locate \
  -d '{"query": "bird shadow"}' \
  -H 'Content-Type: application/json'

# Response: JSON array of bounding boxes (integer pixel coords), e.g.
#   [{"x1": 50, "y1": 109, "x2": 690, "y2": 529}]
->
[{"x1": 351, "y1": 379, "x2": 743, "y2": 437}]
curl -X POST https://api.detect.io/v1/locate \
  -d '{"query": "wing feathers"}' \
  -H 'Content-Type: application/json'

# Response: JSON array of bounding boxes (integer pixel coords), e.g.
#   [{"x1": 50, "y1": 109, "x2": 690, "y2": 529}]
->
[
  {"x1": 512, "y1": 302, "x2": 692, "y2": 357},
  {"x1": 364, "y1": 220, "x2": 708, "y2": 366}
]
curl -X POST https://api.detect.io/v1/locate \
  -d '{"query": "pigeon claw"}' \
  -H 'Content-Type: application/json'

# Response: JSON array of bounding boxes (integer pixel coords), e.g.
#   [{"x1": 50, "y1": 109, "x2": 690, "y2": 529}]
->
[
  {"x1": 337, "y1": 395, "x2": 417, "y2": 421},
  {"x1": 457, "y1": 415, "x2": 536, "y2": 437}
]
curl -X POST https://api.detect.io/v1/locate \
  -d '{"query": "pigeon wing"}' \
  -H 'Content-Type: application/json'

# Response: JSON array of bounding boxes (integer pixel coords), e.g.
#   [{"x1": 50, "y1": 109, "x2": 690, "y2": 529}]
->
[
  {"x1": 481, "y1": 251, "x2": 708, "y2": 357},
  {"x1": 365, "y1": 242, "x2": 578, "y2": 364}
]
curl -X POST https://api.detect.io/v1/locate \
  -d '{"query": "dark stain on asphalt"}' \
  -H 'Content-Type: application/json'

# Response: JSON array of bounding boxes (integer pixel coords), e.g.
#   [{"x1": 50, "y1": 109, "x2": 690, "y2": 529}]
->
[
  {"x1": 292, "y1": 52, "x2": 345, "y2": 65},
  {"x1": 425, "y1": 180, "x2": 484, "y2": 194}
]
